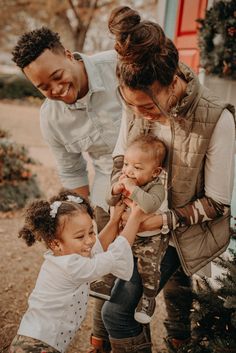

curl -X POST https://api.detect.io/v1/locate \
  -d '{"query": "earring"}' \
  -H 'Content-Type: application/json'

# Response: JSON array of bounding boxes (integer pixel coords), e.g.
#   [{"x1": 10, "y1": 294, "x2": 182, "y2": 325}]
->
[
  {"x1": 167, "y1": 91, "x2": 179, "y2": 118},
  {"x1": 167, "y1": 92, "x2": 178, "y2": 110}
]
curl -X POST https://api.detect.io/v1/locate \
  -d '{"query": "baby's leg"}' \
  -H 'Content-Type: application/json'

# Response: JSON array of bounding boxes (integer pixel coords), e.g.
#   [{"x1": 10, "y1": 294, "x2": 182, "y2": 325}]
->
[{"x1": 133, "y1": 234, "x2": 169, "y2": 324}]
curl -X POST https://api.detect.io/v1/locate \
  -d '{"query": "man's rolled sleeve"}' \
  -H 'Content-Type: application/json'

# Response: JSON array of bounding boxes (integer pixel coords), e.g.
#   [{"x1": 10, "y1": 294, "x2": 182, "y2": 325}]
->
[{"x1": 40, "y1": 101, "x2": 89, "y2": 189}]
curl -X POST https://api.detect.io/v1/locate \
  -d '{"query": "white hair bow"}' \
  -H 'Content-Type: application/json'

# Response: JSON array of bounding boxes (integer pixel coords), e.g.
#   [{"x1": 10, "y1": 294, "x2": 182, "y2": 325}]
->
[
  {"x1": 50, "y1": 201, "x2": 62, "y2": 218},
  {"x1": 67, "y1": 195, "x2": 83, "y2": 203},
  {"x1": 49, "y1": 195, "x2": 84, "y2": 218}
]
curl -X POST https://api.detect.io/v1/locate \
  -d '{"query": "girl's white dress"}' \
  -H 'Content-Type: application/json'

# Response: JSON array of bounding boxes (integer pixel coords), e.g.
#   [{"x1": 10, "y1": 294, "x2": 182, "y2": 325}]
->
[{"x1": 18, "y1": 235, "x2": 133, "y2": 352}]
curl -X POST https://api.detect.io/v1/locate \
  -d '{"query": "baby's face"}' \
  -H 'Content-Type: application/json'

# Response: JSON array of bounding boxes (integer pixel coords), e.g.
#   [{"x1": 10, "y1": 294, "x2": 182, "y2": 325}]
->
[{"x1": 122, "y1": 145, "x2": 160, "y2": 186}]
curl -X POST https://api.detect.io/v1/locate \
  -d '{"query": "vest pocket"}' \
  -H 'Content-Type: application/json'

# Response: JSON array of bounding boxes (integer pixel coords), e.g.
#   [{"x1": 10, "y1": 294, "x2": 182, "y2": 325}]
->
[
  {"x1": 205, "y1": 212, "x2": 231, "y2": 250},
  {"x1": 174, "y1": 212, "x2": 231, "y2": 275}
]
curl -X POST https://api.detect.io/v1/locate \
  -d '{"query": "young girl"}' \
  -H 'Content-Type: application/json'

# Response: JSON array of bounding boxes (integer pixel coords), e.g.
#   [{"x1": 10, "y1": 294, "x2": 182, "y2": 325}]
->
[{"x1": 9, "y1": 190, "x2": 144, "y2": 353}]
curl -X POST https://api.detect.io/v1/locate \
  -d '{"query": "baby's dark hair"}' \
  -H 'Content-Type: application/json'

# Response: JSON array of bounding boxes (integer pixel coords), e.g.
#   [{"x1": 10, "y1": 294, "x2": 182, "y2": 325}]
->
[
  {"x1": 12, "y1": 27, "x2": 64, "y2": 69},
  {"x1": 19, "y1": 190, "x2": 94, "y2": 247},
  {"x1": 108, "y1": 6, "x2": 179, "y2": 89},
  {"x1": 127, "y1": 134, "x2": 167, "y2": 167}
]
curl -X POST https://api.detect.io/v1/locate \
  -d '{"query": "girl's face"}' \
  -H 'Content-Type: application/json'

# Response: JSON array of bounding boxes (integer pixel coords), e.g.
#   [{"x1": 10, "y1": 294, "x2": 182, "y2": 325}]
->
[
  {"x1": 119, "y1": 81, "x2": 172, "y2": 122},
  {"x1": 56, "y1": 212, "x2": 96, "y2": 257}
]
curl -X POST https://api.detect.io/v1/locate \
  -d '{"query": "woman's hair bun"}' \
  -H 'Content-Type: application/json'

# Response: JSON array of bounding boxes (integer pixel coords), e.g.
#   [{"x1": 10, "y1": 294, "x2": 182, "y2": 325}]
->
[
  {"x1": 108, "y1": 6, "x2": 141, "y2": 36},
  {"x1": 108, "y1": 5, "x2": 167, "y2": 65},
  {"x1": 108, "y1": 5, "x2": 179, "y2": 87}
]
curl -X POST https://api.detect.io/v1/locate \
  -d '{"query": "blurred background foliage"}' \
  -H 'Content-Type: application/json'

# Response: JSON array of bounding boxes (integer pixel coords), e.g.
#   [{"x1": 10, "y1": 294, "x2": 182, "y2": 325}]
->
[
  {"x1": 197, "y1": 0, "x2": 236, "y2": 78},
  {"x1": 0, "y1": 128, "x2": 41, "y2": 211},
  {"x1": 0, "y1": 0, "x2": 157, "y2": 100},
  {"x1": 0, "y1": 0, "x2": 158, "y2": 54},
  {"x1": 0, "y1": 74, "x2": 43, "y2": 100}
]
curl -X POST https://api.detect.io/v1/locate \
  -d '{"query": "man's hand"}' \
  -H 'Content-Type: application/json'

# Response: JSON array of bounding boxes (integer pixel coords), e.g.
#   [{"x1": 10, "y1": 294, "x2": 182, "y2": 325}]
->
[{"x1": 72, "y1": 185, "x2": 89, "y2": 199}]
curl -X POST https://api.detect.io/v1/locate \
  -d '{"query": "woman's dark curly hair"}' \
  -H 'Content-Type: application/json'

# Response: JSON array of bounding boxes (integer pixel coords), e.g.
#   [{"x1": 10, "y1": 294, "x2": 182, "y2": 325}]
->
[
  {"x1": 19, "y1": 190, "x2": 94, "y2": 247},
  {"x1": 108, "y1": 6, "x2": 179, "y2": 89},
  {"x1": 12, "y1": 27, "x2": 64, "y2": 69}
]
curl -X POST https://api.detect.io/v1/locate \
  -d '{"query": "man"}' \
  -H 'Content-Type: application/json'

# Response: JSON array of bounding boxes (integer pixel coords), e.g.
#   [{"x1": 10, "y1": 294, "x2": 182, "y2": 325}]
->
[{"x1": 12, "y1": 27, "x2": 122, "y2": 353}]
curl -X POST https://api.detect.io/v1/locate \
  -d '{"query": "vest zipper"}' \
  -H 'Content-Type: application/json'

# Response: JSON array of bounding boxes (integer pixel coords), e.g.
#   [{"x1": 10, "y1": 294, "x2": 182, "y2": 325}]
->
[
  {"x1": 167, "y1": 117, "x2": 189, "y2": 273},
  {"x1": 167, "y1": 118, "x2": 175, "y2": 208}
]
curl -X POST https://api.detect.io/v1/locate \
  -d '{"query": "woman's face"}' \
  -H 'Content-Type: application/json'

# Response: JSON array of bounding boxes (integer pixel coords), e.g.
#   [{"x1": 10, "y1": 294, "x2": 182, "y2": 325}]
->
[{"x1": 119, "y1": 81, "x2": 172, "y2": 122}]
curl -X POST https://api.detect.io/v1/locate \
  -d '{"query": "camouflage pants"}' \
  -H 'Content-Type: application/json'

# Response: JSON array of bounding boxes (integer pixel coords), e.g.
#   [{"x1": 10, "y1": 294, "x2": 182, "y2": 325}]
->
[
  {"x1": 9, "y1": 335, "x2": 60, "y2": 353},
  {"x1": 132, "y1": 233, "x2": 169, "y2": 296}
]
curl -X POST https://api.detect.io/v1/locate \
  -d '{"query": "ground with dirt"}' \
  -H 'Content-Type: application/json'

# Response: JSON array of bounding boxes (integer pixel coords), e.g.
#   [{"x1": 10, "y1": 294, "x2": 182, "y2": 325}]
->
[{"x1": 0, "y1": 102, "x2": 168, "y2": 353}]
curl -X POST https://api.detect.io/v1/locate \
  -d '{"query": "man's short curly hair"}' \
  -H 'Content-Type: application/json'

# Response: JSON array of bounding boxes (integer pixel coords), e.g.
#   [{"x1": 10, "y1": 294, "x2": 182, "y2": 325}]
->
[{"x1": 12, "y1": 27, "x2": 64, "y2": 69}]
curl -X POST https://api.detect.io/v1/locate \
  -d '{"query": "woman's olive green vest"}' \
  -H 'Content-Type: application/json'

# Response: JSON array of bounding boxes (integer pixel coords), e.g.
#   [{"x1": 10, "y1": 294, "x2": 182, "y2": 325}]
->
[{"x1": 126, "y1": 64, "x2": 235, "y2": 275}]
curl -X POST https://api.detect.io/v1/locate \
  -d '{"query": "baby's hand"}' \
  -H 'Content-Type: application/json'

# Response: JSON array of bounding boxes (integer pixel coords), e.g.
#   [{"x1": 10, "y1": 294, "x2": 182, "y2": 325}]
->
[
  {"x1": 112, "y1": 181, "x2": 124, "y2": 195},
  {"x1": 109, "y1": 202, "x2": 126, "y2": 223},
  {"x1": 120, "y1": 177, "x2": 137, "y2": 194}
]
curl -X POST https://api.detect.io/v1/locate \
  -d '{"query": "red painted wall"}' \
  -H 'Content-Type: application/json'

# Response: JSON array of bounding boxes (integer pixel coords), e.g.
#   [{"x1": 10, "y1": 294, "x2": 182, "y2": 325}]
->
[{"x1": 174, "y1": 0, "x2": 208, "y2": 73}]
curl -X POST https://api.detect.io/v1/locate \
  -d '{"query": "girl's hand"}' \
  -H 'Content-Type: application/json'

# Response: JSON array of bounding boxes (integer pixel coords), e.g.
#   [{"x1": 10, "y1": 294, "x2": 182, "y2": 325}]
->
[
  {"x1": 121, "y1": 198, "x2": 159, "y2": 230},
  {"x1": 109, "y1": 202, "x2": 126, "y2": 223},
  {"x1": 123, "y1": 199, "x2": 144, "y2": 220}
]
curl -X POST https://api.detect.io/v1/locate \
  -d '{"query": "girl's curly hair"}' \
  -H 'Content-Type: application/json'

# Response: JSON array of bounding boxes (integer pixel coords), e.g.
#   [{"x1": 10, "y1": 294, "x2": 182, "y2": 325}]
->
[{"x1": 19, "y1": 190, "x2": 94, "y2": 247}]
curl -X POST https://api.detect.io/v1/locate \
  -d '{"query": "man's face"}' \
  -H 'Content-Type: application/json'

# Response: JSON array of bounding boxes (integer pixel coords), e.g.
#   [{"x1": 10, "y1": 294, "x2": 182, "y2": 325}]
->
[{"x1": 23, "y1": 49, "x2": 85, "y2": 104}]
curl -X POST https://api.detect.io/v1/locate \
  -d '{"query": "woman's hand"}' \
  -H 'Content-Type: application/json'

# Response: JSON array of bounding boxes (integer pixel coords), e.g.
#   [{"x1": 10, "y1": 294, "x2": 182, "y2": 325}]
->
[
  {"x1": 121, "y1": 198, "x2": 163, "y2": 232},
  {"x1": 139, "y1": 213, "x2": 163, "y2": 232}
]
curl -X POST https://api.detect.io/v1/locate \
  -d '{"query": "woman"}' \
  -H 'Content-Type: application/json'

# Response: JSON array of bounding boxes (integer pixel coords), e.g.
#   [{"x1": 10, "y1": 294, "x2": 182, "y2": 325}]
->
[{"x1": 101, "y1": 6, "x2": 235, "y2": 353}]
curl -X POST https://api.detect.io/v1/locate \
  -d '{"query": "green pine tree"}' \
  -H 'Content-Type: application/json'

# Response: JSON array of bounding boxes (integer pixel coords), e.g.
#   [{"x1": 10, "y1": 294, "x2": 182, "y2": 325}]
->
[
  {"x1": 197, "y1": 0, "x2": 236, "y2": 78},
  {"x1": 177, "y1": 246, "x2": 236, "y2": 353}
]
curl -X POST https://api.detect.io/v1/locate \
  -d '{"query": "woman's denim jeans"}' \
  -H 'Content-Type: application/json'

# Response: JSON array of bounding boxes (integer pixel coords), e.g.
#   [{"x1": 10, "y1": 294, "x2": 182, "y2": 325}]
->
[{"x1": 102, "y1": 245, "x2": 182, "y2": 339}]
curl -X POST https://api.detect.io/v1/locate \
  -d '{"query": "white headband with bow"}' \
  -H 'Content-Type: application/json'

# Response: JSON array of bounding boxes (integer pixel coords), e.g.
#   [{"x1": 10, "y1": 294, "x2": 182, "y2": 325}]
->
[{"x1": 49, "y1": 195, "x2": 83, "y2": 218}]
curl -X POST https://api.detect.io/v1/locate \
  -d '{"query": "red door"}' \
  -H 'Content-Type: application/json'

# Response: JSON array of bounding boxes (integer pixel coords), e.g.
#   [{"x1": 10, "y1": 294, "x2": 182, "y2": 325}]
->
[{"x1": 174, "y1": 0, "x2": 207, "y2": 73}]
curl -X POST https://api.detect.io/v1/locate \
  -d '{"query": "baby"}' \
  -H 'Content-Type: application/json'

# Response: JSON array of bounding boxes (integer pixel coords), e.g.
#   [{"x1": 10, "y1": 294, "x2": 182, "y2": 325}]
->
[{"x1": 107, "y1": 134, "x2": 169, "y2": 323}]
